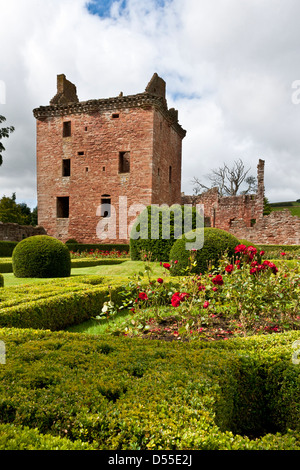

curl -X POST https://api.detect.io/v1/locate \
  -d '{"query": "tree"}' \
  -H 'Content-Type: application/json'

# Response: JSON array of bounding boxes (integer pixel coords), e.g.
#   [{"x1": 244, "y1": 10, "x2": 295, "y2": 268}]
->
[
  {"x1": 192, "y1": 159, "x2": 257, "y2": 197},
  {"x1": 0, "y1": 193, "x2": 32, "y2": 225},
  {"x1": 0, "y1": 115, "x2": 14, "y2": 166},
  {"x1": 263, "y1": 197, "x2": 272, "y2": 216}
]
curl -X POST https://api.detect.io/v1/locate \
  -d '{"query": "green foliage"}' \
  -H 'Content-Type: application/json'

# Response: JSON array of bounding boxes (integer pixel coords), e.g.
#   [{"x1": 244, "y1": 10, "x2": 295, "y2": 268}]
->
[
  {"x1": 0, "y1": 115, "x2": 14, "y2": 167},
  {"x1": 12, "y1": 235, "x2": 71, "y2": 278},
  {"x1": 0, "y1": 241, "x2": 17, "y2": 257},
  {"x1": 66, "y1": 243, "x2": 129, "y2": 253},
  {"x1": 0, "y1": 276, "x2": 126, "y2": 330},
  {"x1": 0, "y1": 327, "x2": 298, "y2": 450},
  {"x1": 0, "y1": 274, "x2": 3, "y2": 287},
  {"x1": 0, "y1": 193, "x2": 30, "y2": 225},
  {"x1": 130, "y1": 205, "x2": 202, "y2": 261},
  {"x1": 169, "y1": 228, "x2": 239, "y2": 275}
]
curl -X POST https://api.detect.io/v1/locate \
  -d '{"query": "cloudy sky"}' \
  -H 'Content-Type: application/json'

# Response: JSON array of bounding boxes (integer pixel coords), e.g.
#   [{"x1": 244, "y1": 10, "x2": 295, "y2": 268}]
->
[{"x1": 1, "y1": 0, "x2": 300, "y2": 209}]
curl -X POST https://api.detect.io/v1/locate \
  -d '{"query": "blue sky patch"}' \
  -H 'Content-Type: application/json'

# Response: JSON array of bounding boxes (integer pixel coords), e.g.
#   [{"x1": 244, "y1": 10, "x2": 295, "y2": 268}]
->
[
  {"x1": 86, "y1": 0, "x2": 167, "y2": 18},
  {"x1": 86, "y1": 0, "x2": 124, "y2": 18}
]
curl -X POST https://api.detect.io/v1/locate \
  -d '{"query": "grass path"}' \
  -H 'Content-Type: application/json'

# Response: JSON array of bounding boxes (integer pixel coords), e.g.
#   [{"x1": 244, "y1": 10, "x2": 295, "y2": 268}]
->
[{"x1": 1, "y1": 260, "x2": 164, "y2": 287}]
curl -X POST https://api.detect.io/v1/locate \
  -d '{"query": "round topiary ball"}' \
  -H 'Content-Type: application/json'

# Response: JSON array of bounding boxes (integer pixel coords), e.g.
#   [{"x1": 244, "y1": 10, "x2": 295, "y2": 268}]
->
[
  {"x1": 169, "y1": 227, "x2": 239, "y2": 275},
  {"x1": 12, "y1": 235, "x2": 71, "y2": 278}
]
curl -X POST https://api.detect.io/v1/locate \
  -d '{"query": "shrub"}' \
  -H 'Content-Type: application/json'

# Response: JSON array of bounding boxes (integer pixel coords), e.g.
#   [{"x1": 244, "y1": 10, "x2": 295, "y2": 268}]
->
[
  {"x1": 0, "y1": 276, "x2": 127, "y2": 330},
  {"x1": 169, "y1": 227, "x2": 239, "y2": 275},
  {"x1": 0, "y1": 274, "x2": 3, "y2": 288},
  {"x1": 130, "y1": 205, "x2": 203, "y2": 262},
  {"x1": 0, "y1": 241, "x2": 17, "y2": 257},
  {"x1": 12, "y1": 235, "x2": 71, "y2": 278},
  {"x1": 0, "y1": 328, "x2": 298, "y2": 450}
]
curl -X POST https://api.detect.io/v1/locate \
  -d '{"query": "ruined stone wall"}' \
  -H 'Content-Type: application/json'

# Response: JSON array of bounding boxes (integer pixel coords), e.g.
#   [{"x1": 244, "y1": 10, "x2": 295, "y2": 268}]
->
[
  {"x1": 0, "y1": 222, "x2": 46, "y2": 242},
  {"x1": 229, "y1": 210, "x2": 300, "y2": 245},
  {"x1": 182, "y1": 159, "x2": 266, "y2": 235}
]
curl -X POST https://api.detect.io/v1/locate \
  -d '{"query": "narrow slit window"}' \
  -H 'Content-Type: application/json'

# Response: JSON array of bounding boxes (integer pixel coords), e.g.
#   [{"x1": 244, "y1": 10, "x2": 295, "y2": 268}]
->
[
  {"x1": 119, "y1": 151, "x2": 130, "y2": 173},
  {"x1": 56, "y1": 197, "x2": 69, "y2": 218},
  {"x1": 169, "y1": 166, "x2": 172, "y2": 183},
  {"x1": 63, "y1": 121, "x2": 71, "y2": 138},
  {"x1": 112, "y1": 113, "x2": 119, "y2": 119},
  {"x1": 101, "y1": 196, "x2": 111, "y2": 218},
  {"x1": 62, "y1": 159, "x2": 70, "y2": 177},
  {"x1": 78, "y1": 151, "x2": 85, "y2": 156}
]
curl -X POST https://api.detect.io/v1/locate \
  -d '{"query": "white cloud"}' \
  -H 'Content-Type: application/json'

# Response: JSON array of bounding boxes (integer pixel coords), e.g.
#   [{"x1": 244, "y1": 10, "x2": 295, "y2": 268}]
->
[{"x1": 1, "y1": 0, "x2": 300, "y2": 209}]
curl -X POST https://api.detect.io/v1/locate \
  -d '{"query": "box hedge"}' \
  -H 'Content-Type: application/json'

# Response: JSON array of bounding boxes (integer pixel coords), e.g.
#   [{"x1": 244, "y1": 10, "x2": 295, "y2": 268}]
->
[
  {"x1": 0, "y1": 276, "x2": 127, "y2": 330},
  {"x1": 130, "y1": 205, "x2": 203, "y2": 262},
  {"x1": 0, "y1": 241, "x2": 18, "y2": 257},
  {"x1": 12, "y1": 236, "x2": 71, "y2": 278},
  {"x1": 0, "y1": 327, "x2": 298, "y2": 450},
  {"x1": 169, "y1": 227, "x2": 239, "y2": 275}
]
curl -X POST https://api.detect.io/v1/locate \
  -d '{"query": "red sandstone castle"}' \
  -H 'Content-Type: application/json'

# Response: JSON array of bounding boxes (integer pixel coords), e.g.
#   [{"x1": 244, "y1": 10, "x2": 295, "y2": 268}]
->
[
  {"x1": 35, "y1": 73, "x2": 288, "y2": 245},
  {"x1": 33, "y1": 73, "x2": 186, "y2": 243}
]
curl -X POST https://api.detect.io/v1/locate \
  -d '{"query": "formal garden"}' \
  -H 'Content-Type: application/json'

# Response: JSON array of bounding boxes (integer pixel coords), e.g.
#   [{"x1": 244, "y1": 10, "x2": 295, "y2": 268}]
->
[{"x1": 0, "y1": 209, "x2": 299, "y2": 450}]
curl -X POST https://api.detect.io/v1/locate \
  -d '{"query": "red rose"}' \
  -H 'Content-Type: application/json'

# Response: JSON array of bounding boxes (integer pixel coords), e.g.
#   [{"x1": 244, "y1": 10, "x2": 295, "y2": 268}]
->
[
  {"x1": 163, "y1": 263, "x2": 171, "y2": 270},
  {"x1": 212, "y1": 274, "x2": 223, "y2": 286},
  {"x1": 174, "y1": 260, "x2": 178, "y2": 264},
  {"x1": 171, "y1": 295, "x2": 181, "y2": 307},
  {"x1": 235, "y1": 244, "x2": 247, "y2": 254},
  {"x1": 198, "y1": 284, "x2": 206, "y2": 291},
  {"x1": 203, "y1": 301, "x2": 209, "y2": 309},
  {"x1": 225, "y1": 264, "x2": 234, "y2": 273},
  {"x1": 157, "y1": 278, "x2": 163, "y2": 284},
  {"x1": 138, "y1": 292, "x2": 148, "y2": 300},
  {"x1": 260, "y1": 250, "x2": 265, "y2": 256}
]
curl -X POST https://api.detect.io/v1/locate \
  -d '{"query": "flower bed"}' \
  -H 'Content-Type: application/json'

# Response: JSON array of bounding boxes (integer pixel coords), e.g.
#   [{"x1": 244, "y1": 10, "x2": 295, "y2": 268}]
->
[{"x1": 106, "y1": 245, "x2": 300, "y2": 341}]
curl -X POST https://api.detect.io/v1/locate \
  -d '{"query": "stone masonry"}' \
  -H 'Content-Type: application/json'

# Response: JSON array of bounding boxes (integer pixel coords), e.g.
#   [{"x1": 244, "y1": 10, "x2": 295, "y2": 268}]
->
[
  {"x1": 33, "y1": 73, "x2": 186, "y2": 244},
  {"x1": 0, "y1": 222, "x2": 46, "y2": 242}
]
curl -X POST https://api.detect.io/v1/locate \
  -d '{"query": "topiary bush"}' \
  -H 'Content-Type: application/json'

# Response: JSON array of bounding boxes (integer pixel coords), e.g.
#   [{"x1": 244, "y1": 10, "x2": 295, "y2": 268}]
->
[
  {"x1": 130, "y1": 205, "x2": 203, "y2": 262},
  {"x1": 169, "y1": 227, "x2": 239, "y2": 275},
  {"x1": 12, "y1": 235, "x2": 71, "y2": 278}
]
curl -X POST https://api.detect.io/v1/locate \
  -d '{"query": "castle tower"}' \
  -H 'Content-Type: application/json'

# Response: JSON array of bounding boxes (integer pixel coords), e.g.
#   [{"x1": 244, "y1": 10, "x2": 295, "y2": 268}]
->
[{"x1": 33, "y1": 73, "x2": 186, "y2": 244}]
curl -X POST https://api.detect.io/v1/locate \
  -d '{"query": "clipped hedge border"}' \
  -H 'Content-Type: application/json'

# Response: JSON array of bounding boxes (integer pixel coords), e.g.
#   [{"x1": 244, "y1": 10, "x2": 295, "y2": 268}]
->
[
  {"x1": 0, "y1": 241, "x2": 17, "y2": 257},
  {"x1": 257, "y1": 244, "x2": 300, "y2": 252},
  {"x1": 66, "y1": 243, "x2": 129, "y2": 253},
  {"x1": 0, "y1": 328, "x2": 299, "y2": 450},
  {"x1": 0, "y1": 277, "x2": 128, "y2": 330},
  {"x1": 0, "y1": 258, "x2": 126, "y2": 273}
]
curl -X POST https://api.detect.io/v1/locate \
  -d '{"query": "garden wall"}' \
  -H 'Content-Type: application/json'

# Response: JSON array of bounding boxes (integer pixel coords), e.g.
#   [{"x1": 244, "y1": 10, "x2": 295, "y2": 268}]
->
[
  {"x1": 228, "y1": 210, "x2": 300, "y2": 245},
  {"x1": 0, "y1": 222, "x2": 46, "y2": 242}
]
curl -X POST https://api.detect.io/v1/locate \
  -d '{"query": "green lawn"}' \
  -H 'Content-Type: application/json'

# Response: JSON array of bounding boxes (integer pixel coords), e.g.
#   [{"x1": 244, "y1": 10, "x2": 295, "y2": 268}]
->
[
  {"x1": 1, "y1": 260, "x2": 164, "y2": 287},
  {"x1": 271, "y1": 202, "x2": 300, "y2": 217}
]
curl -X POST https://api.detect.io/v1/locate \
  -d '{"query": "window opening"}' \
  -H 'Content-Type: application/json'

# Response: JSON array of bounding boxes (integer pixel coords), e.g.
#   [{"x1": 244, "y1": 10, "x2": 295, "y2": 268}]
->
[
  {"x1": 63, "y1": 121, "x2": 71, "y2": 138},
  {"x1": 119, "y1": 151, "x2": 130, "y2": 173},
  {"x1": 62, "y1": 159, "x2": 70, "y2": 177},
  {"x1": 57, "y1": 197, "x2": 69, "y2": 218},
  {"x1": 78, "y1": 151, "x2": 85, "y2": 156},
  {"x1": 112, "y1": 113, "x2": 119, "y2": 119},
  {"x1": 101, "y1": 196, "x2": 111, "y2": 218},
  {"x1": 169, "y1": 166, "x2": 172, "y2": 183}
]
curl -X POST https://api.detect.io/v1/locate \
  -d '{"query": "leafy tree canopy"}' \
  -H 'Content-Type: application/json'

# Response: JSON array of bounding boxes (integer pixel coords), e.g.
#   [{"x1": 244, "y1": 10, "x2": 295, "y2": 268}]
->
[
  {"x1": 0, "y1": 115, "x2": 14, "y2": 166},
  {"x1": 0, "y1": 193, "x2": 36, "y2": 226}
]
